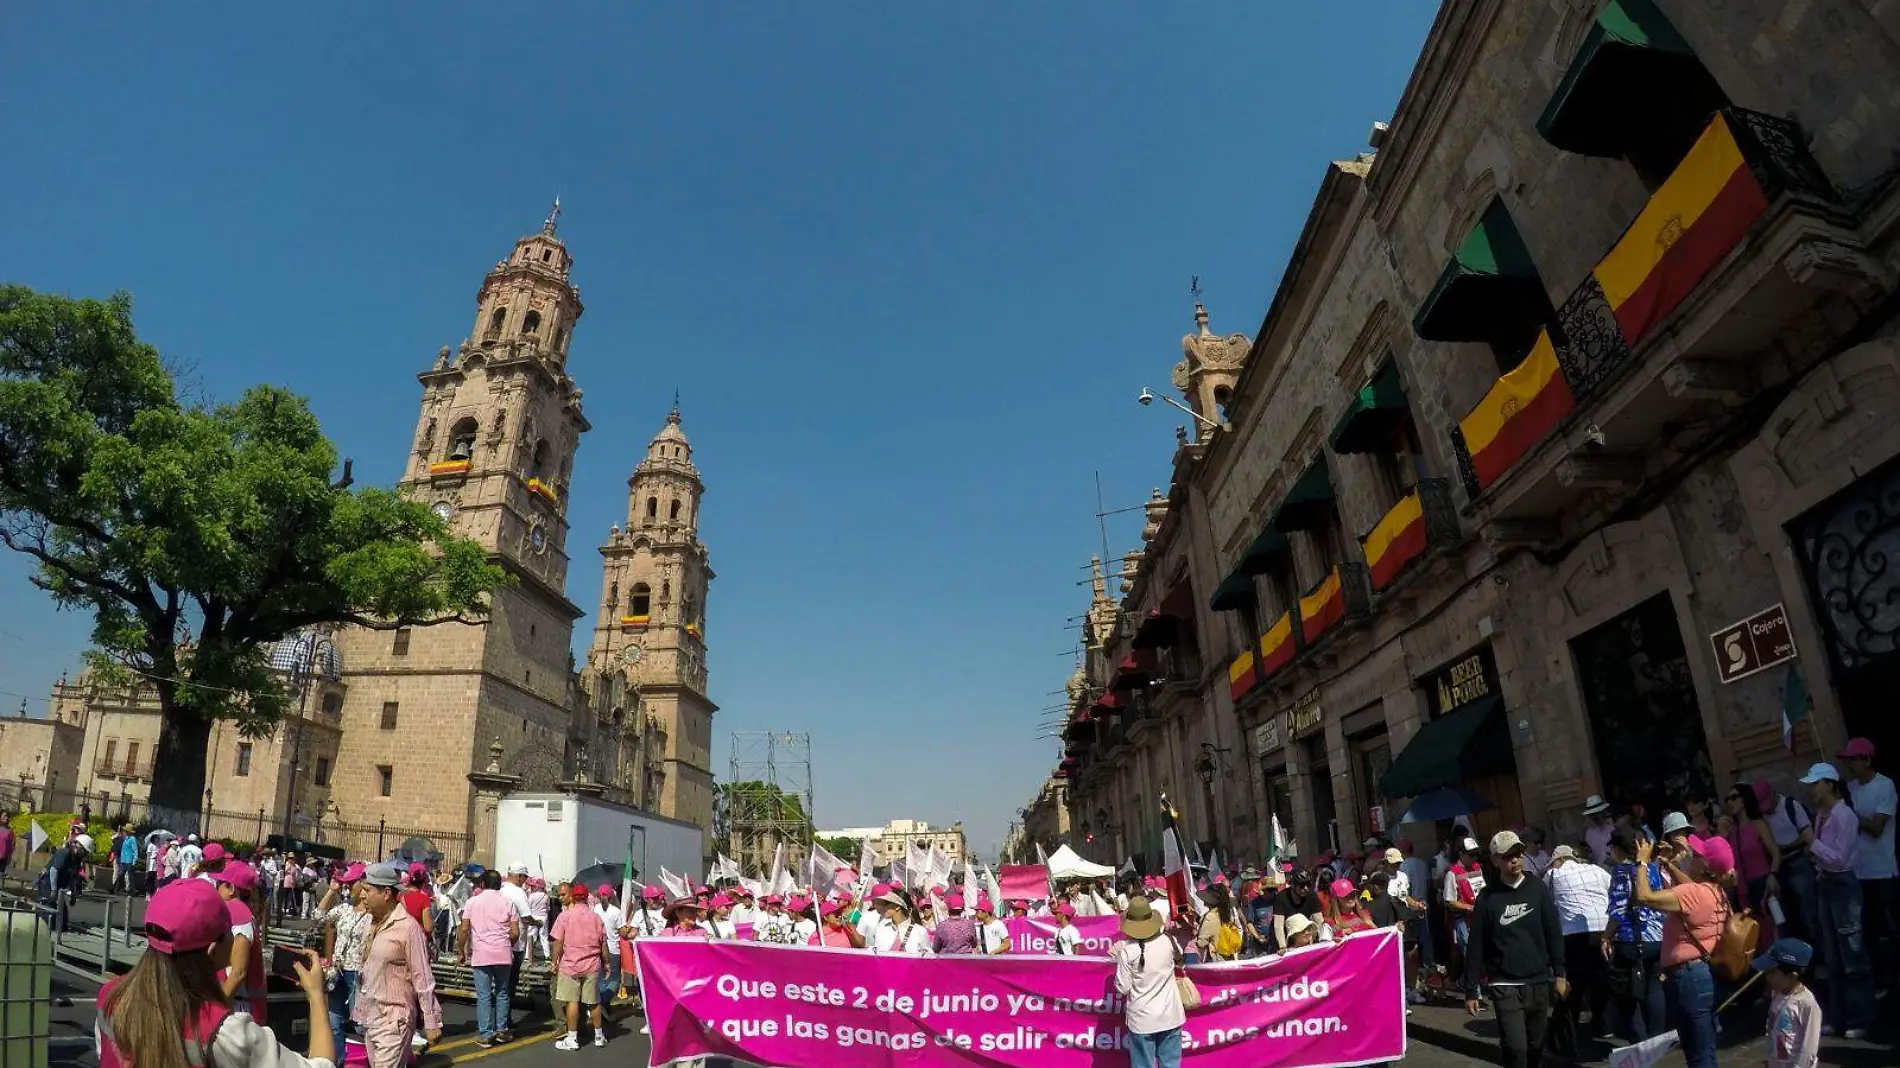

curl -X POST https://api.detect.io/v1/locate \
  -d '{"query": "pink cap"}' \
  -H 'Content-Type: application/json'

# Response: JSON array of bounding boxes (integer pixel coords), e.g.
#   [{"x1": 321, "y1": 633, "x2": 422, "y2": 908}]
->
[
  {"x1": 212, "y1": 860, "x2": 258, "y2": 893},
  {"x1": 596, "y1": 883, "x2": 614, "y2": 898},
  {"x1": 1841, "y1": 737, "x2": 1876, "y2": 759},
  {"x1": 641, "y1": 885, "x2": 664, "y2": 900},
  {"x1": 931, "y1": 885, "x2": 947, "y2": 897},
  {"x1": 708, "y1": 893, "x2": 733, "y2": 909},
  {"x1": 819, "y1": 898, "x2": 847, "y2": 916},
  {"x1": 1329, "y1": 878, "x2": 1356, "y2": 900},
  {"x1": 337, "y1": 862, "x2": 367, "y2": 884},
  {"x1": 569, "y1": 883, "x2": 589, "y2": 900},
  {"x1": 201, "y1": 842, "x2": 228, "y2": 864},
  {"x1": 145, "y1": 879, "x2": 229, "y2": 954},
  {"x1": 871, "y1": 881, "x2": 893, "y2": 897},
  {"x1": 944, "y1": 893, "x2": 965, "y2": 911},
  {"x1": 1688, "y1": 834, "x2": 1735, "y2": 876},
  {"x1": 1053, "y1": 902, "x2": 1076, "y2": 918},
  {"x1": 763, "y1": 894, "x2": 784, "y2": 906},
  {"x1": 787, "y1": 895, "x2": 809, "y2": 912},
  {"x1": 975, "y1": 895, "x2": 995, "y2": 914},
  {"x1": 409, "y1": 862, "x2": 428, "y2": 878}
]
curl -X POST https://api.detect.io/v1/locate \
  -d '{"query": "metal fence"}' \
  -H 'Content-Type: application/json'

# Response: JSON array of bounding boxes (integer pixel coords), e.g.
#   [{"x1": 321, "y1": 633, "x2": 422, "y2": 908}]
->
[{"x1": 1, "y1": 906, "x2": 52, "y2": 1068}]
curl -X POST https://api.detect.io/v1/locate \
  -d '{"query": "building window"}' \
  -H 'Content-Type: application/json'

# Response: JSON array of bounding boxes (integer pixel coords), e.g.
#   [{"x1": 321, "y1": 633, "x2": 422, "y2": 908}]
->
[
  {"x1": 522, "y1": 310, "x2": 541, "y2": 337},
  {"x1": 103, "y1": 739, "x2": 118, "y2": 771},
  {"x1": 630, "y1": 583, "x2": 651, "y2": 617},
  {"x1": 235, "y1": 743, "x2": 252, "y2": 777},
  {"x1": 530, "y1": 439, "x2": 549, "y2": 480},
  {"x1": 669, "y1": 499, "x2": 681, "y2": 521},
  {"x1": 645, "y1": 497, "x2": 658, "y2": 522},
  {"x1": 448, "y1": 417, "x2": 478, "y2": 461},
  {"x1": 126, "y1": 741, "x2": 140, "y2": 775},
  {"x1": 541, "y1": 249, "x2": 553, "y2": 262},
  {"x1": 392, "y1": 627, "x2": 411, "y2": 656},
  {"x1": 314, "y1": 756, "x2": 331, "y2": 786},
  {"x1": 377, "y1": 765, "x2": 393, "y2": 797},
  {"x1": 321, "y1": 692, "x2": 343, "y2": 716},
  {"x1": 380, "y1": 702, "x2": 399, "y2": 730},
  {"x1": 487, "y1": 307, "x2": 505, "y2": 334}
]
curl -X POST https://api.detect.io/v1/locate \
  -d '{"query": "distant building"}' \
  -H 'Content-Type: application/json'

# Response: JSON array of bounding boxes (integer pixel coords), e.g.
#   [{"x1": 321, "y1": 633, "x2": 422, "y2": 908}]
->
[{"x1": 815, "y1": 819, "x2": 966, "y2": 867}]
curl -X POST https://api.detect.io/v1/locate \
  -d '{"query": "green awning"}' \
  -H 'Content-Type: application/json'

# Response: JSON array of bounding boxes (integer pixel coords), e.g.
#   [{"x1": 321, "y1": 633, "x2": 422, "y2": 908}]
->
[
  {"x1": 1266, "y1": 457, "x2": 1335, "y2": 533},
  {"x1": 1411, "y1": 199, "x2": 1548, "y2": 343},
  {"x1": 1328, "y1": 360, "x2": 1410, "y2": 455},
  {"x1": 1536, "y1": 0, "x2": 1716, "y2": 159},
  {"x1": 1379, "y1": 696, "x2": 1514, "y2": 797},
  {"x1": 1208, "y1": 571, "x2": 1256, "y2": 613},
  {"x1": 1237, "y1": 524, "x2": 1290, "y2": 575}
]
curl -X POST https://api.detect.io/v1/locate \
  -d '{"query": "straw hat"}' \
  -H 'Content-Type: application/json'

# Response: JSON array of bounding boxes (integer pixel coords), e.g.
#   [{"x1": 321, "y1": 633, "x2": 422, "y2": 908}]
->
[{"x1": 1121, "y1": 897, "x2": 1163, "y2": 940}]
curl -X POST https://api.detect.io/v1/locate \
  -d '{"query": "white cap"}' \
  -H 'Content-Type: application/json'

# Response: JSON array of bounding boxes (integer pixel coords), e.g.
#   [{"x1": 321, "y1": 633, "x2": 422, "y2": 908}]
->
[
  {"x1": 1460, "y1": 837, "x2": 1481, "y2": 854},
  {"x1": 1490, "y1": 830, "x2": 1524, "y2": 856},
  {"x1": 1799, "y1": 762, "x2": 1840, "y2": 784},
  {"x1": 507, "y1": 863, "x2": 531, "y2": 875},
  {"x1": 73, "y1": 834, "x2": 94, "y2": 852},
  {"x1": 1660, "y1": 811, "x2": 1692, "y2": 836}
]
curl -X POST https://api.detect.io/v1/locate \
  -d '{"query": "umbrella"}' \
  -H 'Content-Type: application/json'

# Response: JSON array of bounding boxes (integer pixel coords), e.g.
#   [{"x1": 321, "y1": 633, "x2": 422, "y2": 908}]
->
[
  {"x1": 572, "y1": 860, "x2": 627, "y2": 891},
  {"x1": 1397, "y1": 786, "x2": 1496, "y2": 825},
  {"x1": 394, "y1": 836, "x2": 439, "y2": 864},
  {"x1": 144, "y1": 830, "x2": 178, "y2": 846}
]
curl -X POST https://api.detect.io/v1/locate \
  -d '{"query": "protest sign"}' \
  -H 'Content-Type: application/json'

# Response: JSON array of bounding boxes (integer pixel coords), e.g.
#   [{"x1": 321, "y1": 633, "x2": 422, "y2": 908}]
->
[
  {"x1": 997, "y1": 864, "x2": 1049, "y2": 902},
  {"x1": 638, "y1": 927, "x2": 1406, "y2": 1068},
  {"x1": 1005, "y1": 915, "x2": 1119, "y2": 956}
]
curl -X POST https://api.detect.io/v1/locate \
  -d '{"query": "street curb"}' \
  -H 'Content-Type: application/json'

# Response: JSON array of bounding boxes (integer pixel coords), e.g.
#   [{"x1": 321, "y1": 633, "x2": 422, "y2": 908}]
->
[{"x1": 1407, "y1": 1019, "x2": 1498, "y2": 1062}]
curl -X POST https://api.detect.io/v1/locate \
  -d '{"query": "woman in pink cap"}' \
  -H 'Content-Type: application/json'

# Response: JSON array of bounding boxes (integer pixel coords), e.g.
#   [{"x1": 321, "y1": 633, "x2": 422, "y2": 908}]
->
[
  {"x1": 98, "y1": 879, "x2": 334, "y2": 1068},
  {"x1": 1051, "y1": 901, "x2": 1082, "y2": 956},
  {"x1": 318, "y1": 862, "x2": 370, "y2": 1039},
  {"x1": 1326, "y1": 878, "x2": 1375, "y2": 938},
  {"x1": 811, "y1": 897, "x2": 863, "y2": 948},
  {"x1": 705, "y1": 893, "x2": 738, "y2": 940},
  {"x1": 1633, "y1": 831, "x2": 1734, "y2": 1068},
  {"x1": 212, "y1": 861, "x2": 269, "y2": 1021}
]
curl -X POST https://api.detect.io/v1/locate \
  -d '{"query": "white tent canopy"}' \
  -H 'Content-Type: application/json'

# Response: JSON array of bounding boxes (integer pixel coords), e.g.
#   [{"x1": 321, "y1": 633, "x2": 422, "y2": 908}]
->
[{"x1": 1045, "y1": 844, "x2": 1116, "y2": 880}]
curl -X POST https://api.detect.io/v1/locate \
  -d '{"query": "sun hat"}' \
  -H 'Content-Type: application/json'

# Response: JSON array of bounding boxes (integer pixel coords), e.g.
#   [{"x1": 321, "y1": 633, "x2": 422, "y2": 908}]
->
[
  {"x1": 1490, "y1": 830, "x2": 1524, "y2": 856},
  {"x1": 762, "y1": 894, "x2": 784, "y2": 906},
  {"x1": 1687, "y1": 834, "x2": 1735, "y2": 876},
  {"x1": 1329, "y1": 878, "x2": 1356, "y2": 900},
  {"x1": 72, "y1": 834, "x2": 94, "y2": 853},
  {"x1": 212, "y1": 861, "x2": 258, "y2": 893},
  {"x1": 1382, "y1": 847, "x2": 1403, "y2": 865},
  {"x1": 1283, "y1": 913, "x2": 1315, "y2": 939},
  {"x1": 1660, "y1": 811, "x2": 1692, "y2": 837},
  {"x1": 201, "y1": 843, "x2": 228, "y2": 864},
  {"x1": 1582, "y1": 794, "x2": 1611, "y2": 816},
  {"x1": 1752, "y1": 937, "x2": 1814, "y2": 972},
  {"x1": 1840, "y1": 737, "x2": 1876, "y2": 760},
  {"x1": 663, "y1": 898, "x2": 704, "y2": 922},
  {"x1": 145, "y1": 879, "x2": 230, "y2": 954},
  {"x1": 1552, "y1": 845, "x2": 1576, "y2": 860},
  {"x1": 1120, "y1": 897, "x2": 1163, "y2": 940},
  {"x1": 362, "y1": 862, "x2": 402, "y2": 888},
  {"x1": 337, "y1": 862, "x2": 367, "y2": 884},
  {"x1": 1800, "y1": 762, "x2": 1842, "y2": 783},
  {"x1": 786, "y1": 894, "x2": 808, "y2": 912},
  {"x1": 873, "y1": 890, "x2": 910, "y2": 912}
]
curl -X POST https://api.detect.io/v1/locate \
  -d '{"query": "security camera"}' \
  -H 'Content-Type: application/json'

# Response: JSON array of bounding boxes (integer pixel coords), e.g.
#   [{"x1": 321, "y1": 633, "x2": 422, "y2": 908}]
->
[{"x1": 1137, "y1": 388, "x2": 1155, "y2": 407}]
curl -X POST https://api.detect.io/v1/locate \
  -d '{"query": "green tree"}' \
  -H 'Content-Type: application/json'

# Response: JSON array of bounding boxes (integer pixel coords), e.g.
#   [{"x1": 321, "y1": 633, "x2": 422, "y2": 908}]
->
[
  {"x1": 815, "y1": 835, "x2": 864, "y2": 863},
  {"x1": 724, "y1": 779, "x2": 808, "y2": 823},
  {"x1": 0, "y1": 286, "x2": 507, "y2": 827}
]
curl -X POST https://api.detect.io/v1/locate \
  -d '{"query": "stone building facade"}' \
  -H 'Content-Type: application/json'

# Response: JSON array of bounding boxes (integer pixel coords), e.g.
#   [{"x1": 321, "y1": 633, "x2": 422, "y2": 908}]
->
[
  {"x1": 1052, "y1": 0, "x2": 1900, "y2": 869},
  {"x1": 816, "y1": 819, "x2": 968, "y2": 868}
]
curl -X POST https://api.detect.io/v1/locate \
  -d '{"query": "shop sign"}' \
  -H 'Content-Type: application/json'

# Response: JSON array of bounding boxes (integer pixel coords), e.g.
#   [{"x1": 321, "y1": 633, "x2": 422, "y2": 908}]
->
[
  {"x1": 1285, "y1": 688, "x2": 1324, "y2": 741},
  {"x1": 1252, "y1": 717, "x2": 1282, "y2": 757},
  {"x1": 1368, "y1": 805, "x2": 1385, "y2": 834},
  {"x1": 1425, "y1": 646, "x2": 1499, "y2": 717},
  {"x1": 1709, "y1": 603, "x2": 1796, "y2": 683}
]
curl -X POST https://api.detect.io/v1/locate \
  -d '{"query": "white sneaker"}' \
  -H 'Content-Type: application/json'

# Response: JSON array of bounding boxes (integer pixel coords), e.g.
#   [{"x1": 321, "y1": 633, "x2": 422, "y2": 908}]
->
[
  {"x1": 593, "y1": 1033, "x2": 607, "y2": 1048},
  {"x1": 554, "y1": 1035, "x2": 580, "y2": 1051}
]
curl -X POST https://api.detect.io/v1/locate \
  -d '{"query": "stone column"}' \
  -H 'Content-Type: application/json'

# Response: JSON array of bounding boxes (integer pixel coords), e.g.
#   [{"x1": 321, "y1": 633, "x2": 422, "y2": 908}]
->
[{"x1": 466, "y1": 739, "x2": 522, "y2": 867}]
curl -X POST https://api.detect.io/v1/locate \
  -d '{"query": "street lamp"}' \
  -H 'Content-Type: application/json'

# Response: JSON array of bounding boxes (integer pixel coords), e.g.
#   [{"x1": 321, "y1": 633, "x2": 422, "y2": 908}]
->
[
  {"x1": 279, "y1": 631, "x2": 340, "y2": 839},
  {"x1": 1137, "y1": 388, "x2": 1222, "y2": 433},
  {"x1": 1194, "y1": 746, "x2": 1219, "y2": 854}
]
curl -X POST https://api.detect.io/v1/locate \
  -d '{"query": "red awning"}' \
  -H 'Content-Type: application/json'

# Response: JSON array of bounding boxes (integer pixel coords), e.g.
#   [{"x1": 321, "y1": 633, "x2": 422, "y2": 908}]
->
[
  {"x1": 1088, "y1": 690, "x2": 1122, "y2": 719},
  {"x1": 1112, "y1": 649, "x2": 1156, "y2": 690}
]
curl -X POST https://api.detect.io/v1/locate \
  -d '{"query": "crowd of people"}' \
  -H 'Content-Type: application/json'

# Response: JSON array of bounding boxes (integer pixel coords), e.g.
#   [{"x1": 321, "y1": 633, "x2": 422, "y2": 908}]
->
[{"x1": 73, "y1": 738, "x2": 1895, "y2": 1068}]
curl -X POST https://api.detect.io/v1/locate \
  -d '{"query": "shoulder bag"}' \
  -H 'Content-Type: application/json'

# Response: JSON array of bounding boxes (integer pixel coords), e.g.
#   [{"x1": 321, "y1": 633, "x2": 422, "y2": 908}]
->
[
  {"x1": 1169, "y1": 937, "x2": 1203, "y2": 1010},
  {"x1": 1674, "y1": 882, "x2": 1757, "y2": 982}
]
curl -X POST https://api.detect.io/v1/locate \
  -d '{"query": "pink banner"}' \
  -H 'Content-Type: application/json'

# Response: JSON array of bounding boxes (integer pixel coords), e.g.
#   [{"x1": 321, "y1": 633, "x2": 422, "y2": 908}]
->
[
  {"x1": 1004, "y1": 915, "x2": 1120, "y2": 956},
  {"x1": 637, "y1": 928, "x2": 1406, "y2": 1068},
  {"x1": 997, "y1": 864, "x2": 1049, "y2": 902}
]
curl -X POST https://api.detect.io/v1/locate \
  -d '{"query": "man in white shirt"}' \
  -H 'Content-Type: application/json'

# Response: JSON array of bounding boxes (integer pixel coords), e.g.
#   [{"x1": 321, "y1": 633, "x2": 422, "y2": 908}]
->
[
  {"x1": 592, "y1": 884, "x2": 626, "y2": 1003},
  {"x1": 855, "y1": 884, "x2": 890, "y2": 942},
  {"x1": 1840, "y1": 737, "x2": 1896, "y2": 989},
  {"x1": 175, "y1": 835, "x2": 203, "y2": 880},
  {"x1": 628, "y1": 886, "x2": 665, "y2": 938},
  {"x1": 499, "y1": 865, "x2": 536, "y2": 1005},
  {"x1": 974, "y1": 897, "x2": 1011, "y2": 955},
  {"x1": 727, "y1": 888, "x2": 758, "y2": 928},
  {"x1": 1543, "y1": 845, "x2": 1611, "y2": 1050},
  {"x1": 754, "y1": 895, "x2": 796, "y2": 944}
]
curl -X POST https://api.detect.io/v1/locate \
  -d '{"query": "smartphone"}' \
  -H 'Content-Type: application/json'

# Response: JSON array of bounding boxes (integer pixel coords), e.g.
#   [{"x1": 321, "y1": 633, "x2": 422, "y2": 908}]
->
[{"x1": 271, "y1": 946, "x2": 308, "y2": 981}]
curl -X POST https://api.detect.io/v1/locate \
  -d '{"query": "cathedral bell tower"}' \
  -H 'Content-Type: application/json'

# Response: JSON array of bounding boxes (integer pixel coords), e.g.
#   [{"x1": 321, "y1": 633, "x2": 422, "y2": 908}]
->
[
  {"x1": 581, "y1": 406, "x2": 716, "y2": 833},
  {"x1": 329, "y1": 204, "x2": 592, "y2": 841}
]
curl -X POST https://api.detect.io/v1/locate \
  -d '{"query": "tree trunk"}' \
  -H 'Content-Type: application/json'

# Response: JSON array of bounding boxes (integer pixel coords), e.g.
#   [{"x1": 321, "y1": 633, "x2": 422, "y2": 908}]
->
[{"x1": 148, "y1": 702, "x2": 212, "y2": 835}]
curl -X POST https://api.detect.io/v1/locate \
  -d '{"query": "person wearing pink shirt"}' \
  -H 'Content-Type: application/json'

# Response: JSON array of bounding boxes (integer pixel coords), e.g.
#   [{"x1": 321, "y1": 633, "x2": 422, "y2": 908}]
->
[
  {"x1": 457, "y1": 870, "x2": 520, "y2": 1047},
  {"x1": 1797, "y1": 763, "x2": 1872, "y2": 1038},
  {"x1": 549, "y1": 883, "x2": 609, "y2": 1050},
  {"x1": 352, "y1": 863, "x2": 442, "y2": 1068}
]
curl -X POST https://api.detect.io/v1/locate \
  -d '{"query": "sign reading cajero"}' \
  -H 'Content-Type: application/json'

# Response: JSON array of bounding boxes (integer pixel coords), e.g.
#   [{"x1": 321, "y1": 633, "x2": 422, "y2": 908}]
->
[
  {"x1": 1284, "y1": 688, "x2": 1325, "y2": 741},
  {"x1": 1425, "y1": 645, "x2": 1500, "y2": 718}
]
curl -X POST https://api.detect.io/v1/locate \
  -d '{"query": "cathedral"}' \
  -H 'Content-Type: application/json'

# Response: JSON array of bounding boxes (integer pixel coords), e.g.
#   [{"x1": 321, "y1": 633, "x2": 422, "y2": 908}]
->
[{"x1": 320, "y1": 206, "x2": 719, "y2": 840}]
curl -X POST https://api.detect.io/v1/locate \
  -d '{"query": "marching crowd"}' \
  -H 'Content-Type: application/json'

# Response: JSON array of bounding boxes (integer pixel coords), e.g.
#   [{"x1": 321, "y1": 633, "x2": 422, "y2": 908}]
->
[{"x1": 69, "y1": 739, "x2": 1896, "y2": 1068}]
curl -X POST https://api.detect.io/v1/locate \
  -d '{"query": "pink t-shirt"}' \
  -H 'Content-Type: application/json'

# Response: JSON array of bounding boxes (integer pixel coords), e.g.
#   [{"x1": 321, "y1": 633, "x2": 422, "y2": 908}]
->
[
  {"x1": 551, "y1": 903, "x2": 606, "y2": 978},
  {"x1": 1662, "y1": 879, "x2": 1727, "y2": 969},
  {"x1": 461, "y1": 888, "x2": 518, "y2": 968}
]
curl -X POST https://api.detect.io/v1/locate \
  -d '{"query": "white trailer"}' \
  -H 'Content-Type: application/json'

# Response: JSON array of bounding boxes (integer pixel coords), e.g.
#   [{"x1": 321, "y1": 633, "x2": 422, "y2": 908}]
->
[{"x1": 495, "y1": 792, "x2": 704, "y2": 887}]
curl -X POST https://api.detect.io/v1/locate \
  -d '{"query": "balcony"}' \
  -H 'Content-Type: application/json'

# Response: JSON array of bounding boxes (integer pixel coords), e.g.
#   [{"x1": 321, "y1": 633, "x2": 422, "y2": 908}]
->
[
  {"x1": 1448, "y1": 108, "x2": 1854, "y2": 535},
  {"x1": 525, "y1": 477, "x2": 562, "y2": 510},
  {"x1": 1361, "y1": 477, "x2": 1462, "y2": 592},
  {"x1": 428, "y1": 459, "x2": 471, "y2": 478}
]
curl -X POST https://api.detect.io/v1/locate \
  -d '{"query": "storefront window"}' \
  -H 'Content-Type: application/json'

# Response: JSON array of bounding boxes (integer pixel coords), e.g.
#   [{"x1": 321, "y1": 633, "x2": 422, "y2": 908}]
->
[{"x1": 1571, "y1": 593, "x2": 1715, "y2": 819}]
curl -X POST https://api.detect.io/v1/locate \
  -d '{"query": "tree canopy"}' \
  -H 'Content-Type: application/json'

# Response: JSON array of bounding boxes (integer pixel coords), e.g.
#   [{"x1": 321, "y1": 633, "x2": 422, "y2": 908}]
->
[
  {"x1": 0, "y1": 285, "x2": 508, "y2": 823},
  {"x1": 724, "y1": 779, "x2": 809, "y2": 824}
]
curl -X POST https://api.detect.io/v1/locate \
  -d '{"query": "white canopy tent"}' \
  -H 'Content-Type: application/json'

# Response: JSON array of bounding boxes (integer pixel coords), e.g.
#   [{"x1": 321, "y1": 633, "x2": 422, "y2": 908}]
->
[{"x1": 1044, "y1": 844, "x2": 1116, "y2": 881}]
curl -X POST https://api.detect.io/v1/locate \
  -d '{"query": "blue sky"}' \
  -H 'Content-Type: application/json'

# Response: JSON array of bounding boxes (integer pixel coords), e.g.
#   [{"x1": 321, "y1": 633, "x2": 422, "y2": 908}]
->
[{"x1": 0, "y1": 3, "x2": 1435, "y2": 857}]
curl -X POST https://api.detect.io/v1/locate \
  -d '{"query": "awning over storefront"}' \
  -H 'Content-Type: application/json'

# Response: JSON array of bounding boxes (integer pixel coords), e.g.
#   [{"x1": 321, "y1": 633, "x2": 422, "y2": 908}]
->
[
  {"x1": 1208, "y1": 571, "x2": 1257, "y2": 612},
  {"x1": 1536, "y1": 0, "x2": 1716, "y2": 159},
  {"x1": 1411, "y1": 199, "x2": 1546, "y2": 344},
  {"x1": 1266, "y1": 457, "x2": 1335, "y2": 533},
  {"x1": 1132, "y1": 585, "x2": 1195, "y2": 649},
  {"x1": 1113, "y1": 651, "x2": 1153, "y2": 690},
  {"x1": 1328, "y1": 360, "x2": 1411, "y2": 455},
  {"x1": 1237, "y1": 525, "x2": 1291, "y2": 574},
  {"x1": 1087, "y1": 690, "x2": 1121, "y2": 720},
  {"x1": 1379, "y1": 695, "x2": 1514, "y2": 798}
]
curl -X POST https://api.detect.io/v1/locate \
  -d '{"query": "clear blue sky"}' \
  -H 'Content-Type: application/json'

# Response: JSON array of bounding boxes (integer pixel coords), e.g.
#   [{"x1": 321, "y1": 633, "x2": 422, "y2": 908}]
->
[{"x1": 0, "y1": 3, "x2": 1435, "y2": 858}]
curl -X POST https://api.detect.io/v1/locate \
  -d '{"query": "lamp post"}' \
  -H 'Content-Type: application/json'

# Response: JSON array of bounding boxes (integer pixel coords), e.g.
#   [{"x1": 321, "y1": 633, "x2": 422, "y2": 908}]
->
[
  {"x1": 281, "y1": 631, "x2": 340, "y2": 839},
  {"x1": 1194, "y1": 748, "x2": 1218, "y2": 855},
  {"x1": 1136, "y1": 387, "x2": 1223, "y2": 433}
]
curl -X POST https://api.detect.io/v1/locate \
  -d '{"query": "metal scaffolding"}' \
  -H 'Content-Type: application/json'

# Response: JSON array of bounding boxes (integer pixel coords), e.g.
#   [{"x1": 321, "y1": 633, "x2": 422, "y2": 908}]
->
[{"x1": 726, "y1": 731, "x2": 814, "y2": 878}]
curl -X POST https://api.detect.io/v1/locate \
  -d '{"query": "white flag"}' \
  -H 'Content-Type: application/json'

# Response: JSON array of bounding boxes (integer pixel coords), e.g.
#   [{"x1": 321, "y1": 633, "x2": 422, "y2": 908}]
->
[
  {"x1": 658, "y1": 866, "x2": 690, "y2": 902},
  {"x1": 1118, "y1": 857, "x2": 1137, "y2": 877},
  {"x1": 739, "y1": 875, "x2": 765, "y2": 899},
  {"x1": 808, "y1": 840, "x2": 845, "y2": 895},
  {"x1": 906, "y1": 841, "x2": 929, "y2": 888},
  {"x1": 28, "y1": 819, "x2": 48, "y2": 854},
  {"x1": 767, "y1": 841, "x2": 785, "y2": 893},
  {"x1": 982, "y1": 865, "x2": 1003, "y2": 909},
  {"x1": 857, "y1": 838, "x2": 875, "y2": 885},
  {"x1": 1608, "y1": 1031, "x2": 1679, "y2": 1068},
  {"x1": 1034, "y1": 841, "x2": 1049, "y2": 866},
  {"x1": 961, "y1": 860, "x2": 980, "y2": 907}
]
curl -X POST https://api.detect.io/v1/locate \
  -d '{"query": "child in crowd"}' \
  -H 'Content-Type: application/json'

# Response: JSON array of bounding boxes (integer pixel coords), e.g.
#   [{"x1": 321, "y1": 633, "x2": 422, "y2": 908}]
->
[{"x1": 1754, "y1": 938, "x2": 1820, "y2": 1068}]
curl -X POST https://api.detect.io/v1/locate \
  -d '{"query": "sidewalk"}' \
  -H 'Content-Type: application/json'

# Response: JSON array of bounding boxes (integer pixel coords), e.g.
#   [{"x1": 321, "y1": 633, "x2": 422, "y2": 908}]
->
[{"x1": 1406, "y1": 1001, "x2": 1894, "y2": 1068}]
